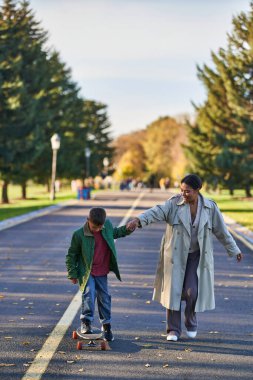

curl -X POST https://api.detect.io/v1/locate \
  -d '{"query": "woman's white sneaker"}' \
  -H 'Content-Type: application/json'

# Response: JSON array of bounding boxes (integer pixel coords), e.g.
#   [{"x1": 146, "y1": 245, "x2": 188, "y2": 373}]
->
[
  {"x1": 166, "y1": 334, "x2": 178, "y2": 342},
  {"x1": 186, "y1": 330, "x2": 197, "y2": 338}
]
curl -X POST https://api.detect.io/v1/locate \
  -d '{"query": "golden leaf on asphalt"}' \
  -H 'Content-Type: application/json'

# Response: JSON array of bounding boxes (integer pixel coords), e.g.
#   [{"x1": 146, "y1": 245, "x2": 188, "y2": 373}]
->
[
  {"x1": 0, "y1": 363, "x2": 16, "y2": 367},
  {"x1": 163, "y1": 364, "x2": 169, "y2": 368},
  {"x1": 22, "y1": 342, "x2": 30, "y2": 346},
  {"x1": 0, "y1": 295, "x2": 4, "y2": 298},
  {"x1": 4, "y1": 336, "x2": 13, "y2": 339},
  {"x1": 141, "y1": 344, "x2": 153, "y2": 348},
  {"x1": 58, "y1": 351, "x2": 66, "y2": 354},
  {"x1": 78, "y1": 368, "x2": 84, "y2": 372},
  {"x1": 145, "y1": 363, "x2": 151, "y2": 367},
  {"x1": 184, "y1": 348, "x2": 192, "y2": 352},
  {"x1": 146, "y1": 300, "x2": 151, "y2": 304}
]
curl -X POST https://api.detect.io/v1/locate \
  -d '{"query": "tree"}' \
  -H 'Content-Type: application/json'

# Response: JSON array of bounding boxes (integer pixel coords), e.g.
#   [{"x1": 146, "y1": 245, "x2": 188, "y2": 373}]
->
[
  {"x1": 113, "y1": 130, "x2": 147, "y2": 180},
  {"x1": 0, "y1": 0, "x2": 50, "y2": 202},
  {"x1": 186, "y1": 4, "x2": 253, "y2": 196},
  {"x1": 144, "y1": 116, "x2": 187, "y2": 184}
]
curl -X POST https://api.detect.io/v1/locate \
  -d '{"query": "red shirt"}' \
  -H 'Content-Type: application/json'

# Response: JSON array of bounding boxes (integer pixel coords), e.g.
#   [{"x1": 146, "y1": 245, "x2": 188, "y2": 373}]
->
[{"x1": 91, "y1": 231, "x2": 111, "y2": 276}]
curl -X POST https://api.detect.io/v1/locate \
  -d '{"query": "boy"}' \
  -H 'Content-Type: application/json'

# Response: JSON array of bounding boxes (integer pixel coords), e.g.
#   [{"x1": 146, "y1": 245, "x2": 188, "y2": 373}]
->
[{"x1": 66, "y1": 207, "x2": 133, "y2": 341}]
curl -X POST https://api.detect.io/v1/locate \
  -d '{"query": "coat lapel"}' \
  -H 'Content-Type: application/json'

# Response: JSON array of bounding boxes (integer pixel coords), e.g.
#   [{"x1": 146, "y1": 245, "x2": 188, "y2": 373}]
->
[
  {"x1": 177, "y1": 203, "x2": 191, "y2": 236},
  {"x1": 198, "y1": 196, "x2": 211, "y2": 234}
]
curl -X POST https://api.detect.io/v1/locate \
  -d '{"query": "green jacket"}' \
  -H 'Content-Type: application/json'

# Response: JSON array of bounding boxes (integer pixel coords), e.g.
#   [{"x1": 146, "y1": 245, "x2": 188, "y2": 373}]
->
[{"x1": 66, "y1": 219, "x2": 131, "y2": 292}]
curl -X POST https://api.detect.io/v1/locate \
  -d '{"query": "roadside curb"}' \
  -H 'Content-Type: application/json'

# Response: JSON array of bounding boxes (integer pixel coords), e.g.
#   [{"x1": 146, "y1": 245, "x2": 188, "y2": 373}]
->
[
  {"x1": 0, "y1": 199, "x2": 78, "y2": 232},
  {"x1": 223, "y1": 215, "x2": 253, "y2": 251}
]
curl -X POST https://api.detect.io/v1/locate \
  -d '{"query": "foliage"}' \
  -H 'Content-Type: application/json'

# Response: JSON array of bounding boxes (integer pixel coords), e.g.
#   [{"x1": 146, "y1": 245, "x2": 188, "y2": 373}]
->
[
  {"x1": 113, "y1": 117, "x2": 187, "y2": 183},
  {"x1": 0, "y1": 0, "x2": 112, "y2": 202},
  {"x1": 185, "y1": 3, "x2": 253, "y2": 196}
]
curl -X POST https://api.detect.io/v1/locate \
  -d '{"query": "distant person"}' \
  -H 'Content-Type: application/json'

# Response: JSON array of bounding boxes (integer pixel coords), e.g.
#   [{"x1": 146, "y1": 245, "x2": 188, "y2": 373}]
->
[
  {"x1": 148, "y1": 173, "x2": 156, "y2": 192},
  {"x1": 66, "y1": 207, "x2": 134, "y2": 341},
  {"x1": 127, "y1": 174, "x2": 243, "y2": 342}
]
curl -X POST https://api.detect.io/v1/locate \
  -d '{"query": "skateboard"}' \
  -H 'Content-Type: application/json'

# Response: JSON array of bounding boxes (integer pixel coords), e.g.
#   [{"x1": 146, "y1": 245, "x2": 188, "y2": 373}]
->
[{"x1": 72, "y1": 327, "x2": 110, "y2": 351}]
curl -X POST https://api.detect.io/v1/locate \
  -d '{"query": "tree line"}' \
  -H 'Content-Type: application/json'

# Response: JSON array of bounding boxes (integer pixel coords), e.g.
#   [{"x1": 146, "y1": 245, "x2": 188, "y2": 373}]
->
[
  {"x1": 113, "y1": 116, "x2": 187, "y2": 186},
  {"x1": 185, "y1": 2, "x2": 253, "y2": 196},
  {"x1": 0, "y1": 0, "x2": 113, "y2": 203}
]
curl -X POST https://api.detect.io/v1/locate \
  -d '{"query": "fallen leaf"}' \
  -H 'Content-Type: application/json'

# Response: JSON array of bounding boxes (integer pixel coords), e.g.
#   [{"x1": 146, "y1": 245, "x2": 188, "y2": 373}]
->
[
  {"x1": 141, "y1": 344, "x2": 153, "y2": 348},
  {"x1": 67, "y1": 360, "x2": 75, "y2": 364},
  {"x1": 145, "y1": 300, "x2": 151, "y2": 304},
  {"x1": 78, "y1": 368, "x2": 84, "y2": 372},
  {"x1": 0, "y1": 363, "x2": 16, "y2": 367},
  {"x1": 145, "y1": 363, "x2": 151, "y2": 367},
  {"x1": 4, "y1": 336, "x2": 13, "y2": 340},
  {"x1": 22, "y1": 342, "x2": 31, "y2": 346},
  {"x1": 163, "y1": 364, "x2": 169, "y2": 368},
  {"x1": 58, "y1": 351, "x2": 66, "y2": 355},
  {"x1": 184, "y1": 348, "x2": 192, "y2": 352},
  {"x1": 0, "y1": 295, "x2": 4, "y2": 299}
]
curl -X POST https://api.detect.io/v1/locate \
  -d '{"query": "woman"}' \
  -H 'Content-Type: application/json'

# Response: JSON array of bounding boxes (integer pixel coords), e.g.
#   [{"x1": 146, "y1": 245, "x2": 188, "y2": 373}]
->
[{"x1": 127, "y1": 174, "x2": 242, "y2": 342}]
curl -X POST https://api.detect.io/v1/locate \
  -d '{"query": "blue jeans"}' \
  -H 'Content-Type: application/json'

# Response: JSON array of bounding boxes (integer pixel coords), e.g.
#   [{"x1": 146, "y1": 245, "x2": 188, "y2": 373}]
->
[{"x1": 80, "y1": 274, "x2": 111, "y2": 325}]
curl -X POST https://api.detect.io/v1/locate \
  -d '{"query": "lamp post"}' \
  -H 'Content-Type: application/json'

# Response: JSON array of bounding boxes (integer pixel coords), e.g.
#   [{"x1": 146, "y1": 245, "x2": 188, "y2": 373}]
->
[
  {"x1": 84, "y1": 147, "x2": 91, "y2": 178},
  {"x1": 50, "y1": 133, "x2": 61, "y2": 201},
  {"x1": 103, "y1": 157, "x2": 109, "y2": 176}
]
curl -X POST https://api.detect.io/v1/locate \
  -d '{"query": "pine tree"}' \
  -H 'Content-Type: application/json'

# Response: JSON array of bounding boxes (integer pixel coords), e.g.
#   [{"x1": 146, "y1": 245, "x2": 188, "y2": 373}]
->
[{"x1": 186, "y1": 3, "x2": 253, "y2": 196}]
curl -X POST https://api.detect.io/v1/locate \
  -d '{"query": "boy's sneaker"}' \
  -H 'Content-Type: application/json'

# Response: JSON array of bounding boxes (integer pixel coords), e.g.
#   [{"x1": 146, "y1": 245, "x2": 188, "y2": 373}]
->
[
  {"x1": 102, "y1": 323, "x2": 114, "y2": 341},
  {"x1": 81, "y1": 320, "x2": 92, "y2": 334}
]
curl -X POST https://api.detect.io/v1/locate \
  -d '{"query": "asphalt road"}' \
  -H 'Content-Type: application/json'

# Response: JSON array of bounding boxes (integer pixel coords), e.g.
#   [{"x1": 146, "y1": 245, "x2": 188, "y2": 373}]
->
[{"x1": 0, "y1": 190, "x2": 252, "y2": 380}]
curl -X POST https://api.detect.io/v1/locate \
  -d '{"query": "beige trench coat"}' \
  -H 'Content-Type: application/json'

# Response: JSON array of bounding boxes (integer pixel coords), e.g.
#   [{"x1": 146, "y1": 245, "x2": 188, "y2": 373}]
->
[{"x1": 138, "y1": 194, "x2": 240, "y2": 312}]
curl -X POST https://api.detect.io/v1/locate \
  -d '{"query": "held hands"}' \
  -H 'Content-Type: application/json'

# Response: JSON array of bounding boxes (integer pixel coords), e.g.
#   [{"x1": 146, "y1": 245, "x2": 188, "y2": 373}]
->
[
  {"x1": 126, "y1": 217, "x2": 140, "y2": 232},
  {"x1": 236, "y1": 253, "x2": 243, "y2": 262},
  {"x1": 70, "y1": 278, "x2": 78, "y2": 284}
]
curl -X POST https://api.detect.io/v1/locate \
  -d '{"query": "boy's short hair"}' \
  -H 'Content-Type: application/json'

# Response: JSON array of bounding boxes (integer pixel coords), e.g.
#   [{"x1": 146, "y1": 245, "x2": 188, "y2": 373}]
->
[{"x1": 89, "y1": 207, "x2": 106, "y2": 226}]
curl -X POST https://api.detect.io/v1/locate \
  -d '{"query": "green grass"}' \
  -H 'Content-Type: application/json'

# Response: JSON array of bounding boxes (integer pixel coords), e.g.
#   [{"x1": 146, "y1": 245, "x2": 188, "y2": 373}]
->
[
  {"x1": 203, "y1": 189, "x2": 253, "y2": 231},
  {"x1": 0, "y1": 184, "x2": 76, "y2": 221}
]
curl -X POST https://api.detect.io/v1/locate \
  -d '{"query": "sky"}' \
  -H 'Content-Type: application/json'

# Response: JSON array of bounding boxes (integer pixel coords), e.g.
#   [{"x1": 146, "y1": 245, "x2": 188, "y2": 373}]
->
[{"x1": 24, "y1": 1, "x2": 251, "y2": 136}]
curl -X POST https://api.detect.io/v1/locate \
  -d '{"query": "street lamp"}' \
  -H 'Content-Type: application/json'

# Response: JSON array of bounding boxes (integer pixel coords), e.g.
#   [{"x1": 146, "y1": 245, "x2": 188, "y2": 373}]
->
[
  {"x1": 103, "y1": 157, "x2": 109, "y2": 176},
  {"x1": 84, "y1": 147, "x2": 91, "y2": 178},
  {"x1": 50, "y1": 133, "x2": 61, "y2": 201}
]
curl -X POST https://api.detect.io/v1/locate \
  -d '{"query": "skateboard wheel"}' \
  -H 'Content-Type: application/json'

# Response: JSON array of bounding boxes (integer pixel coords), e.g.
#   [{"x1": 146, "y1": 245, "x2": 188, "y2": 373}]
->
[
  {"x1": 77, "y1": 341, "x2": 82, "y2": 350},
  {"x1": 100, "y1": 341, "x2": 107, "y2": 351},
  {"x1": 72, "y1": 331, "x2": 78, "y2": 340}
]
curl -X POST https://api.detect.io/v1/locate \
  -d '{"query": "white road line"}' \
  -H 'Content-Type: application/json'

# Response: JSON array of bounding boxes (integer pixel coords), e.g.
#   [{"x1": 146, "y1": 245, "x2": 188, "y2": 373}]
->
[{"x1": 22, "y1": 191, "x2": 145, "y2": 380}]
